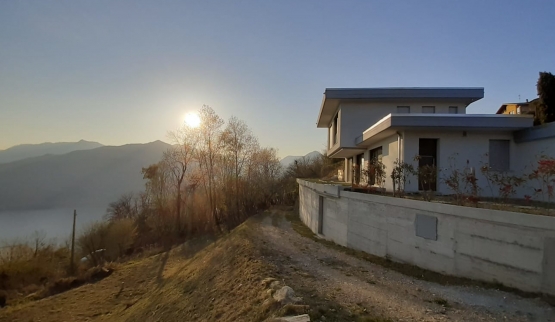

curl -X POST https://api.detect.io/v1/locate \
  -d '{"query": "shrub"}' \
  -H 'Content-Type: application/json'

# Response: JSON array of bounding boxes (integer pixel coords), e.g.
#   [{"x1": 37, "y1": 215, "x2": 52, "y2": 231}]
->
[
  {"x1": 481, "y1": 163, "x2": 526, "y2": 203},
  {"x1": 362, "y1": 158, "x2": 387, "y2": 189},
  {"x1": 390, "y1": 159, "x2": 416, "y2": 197},
  {"x1": 105, "y1": 219, "x2": 137, "y2": 260},
  {"x1": 528, "y1": 155, "x2": 555, "y2": 213},
  {"x1": 77, "y1": 222, "x2": 110, "y2": 266},
  {"x1": 443, "y1": 155, "x2": 480, "y2": 206},
  {"x1": 45, "y1": 276, "x2": 85, "y2": 297},
  {"x1": 414, "y1": 155, "x2": 438, "y2": 202},
  {"x1": 0, "y1": 239, "x2": 69, "y2": 292},
  {"x1": 77, "y1": 219, "x2": 138, "y2": 265}
]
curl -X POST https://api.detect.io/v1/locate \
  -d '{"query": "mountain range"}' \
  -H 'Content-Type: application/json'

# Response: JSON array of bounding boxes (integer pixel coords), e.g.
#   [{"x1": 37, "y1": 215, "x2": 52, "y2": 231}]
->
[
  {"x1": 0, "y1": 141, "x2": 320, "y2": 211},
  {"x1": 0, "y1": 141, "x2": 171, "y2": 211},
  {"x1": 0, "y1": 140, "x2": 104, "y2": 164},
  {"x1": 279, "y1": 151, "x2": 322, "y2": 169}
]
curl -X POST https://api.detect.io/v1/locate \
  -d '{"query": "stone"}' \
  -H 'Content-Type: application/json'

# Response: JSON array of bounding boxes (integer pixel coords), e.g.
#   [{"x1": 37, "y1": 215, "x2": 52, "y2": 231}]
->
[
  {"x1": 261, "y1": 277, "x2": 277, "y2": 287},
  {"x1": 270, "y1": 280, "x2": 282, "y2": 290},
  {"x1": 269, "y1": 314, "x2": 311, "y2": 322},
  {"x1": 273, "y1": 286, "x2": 301, "y2": 304}
]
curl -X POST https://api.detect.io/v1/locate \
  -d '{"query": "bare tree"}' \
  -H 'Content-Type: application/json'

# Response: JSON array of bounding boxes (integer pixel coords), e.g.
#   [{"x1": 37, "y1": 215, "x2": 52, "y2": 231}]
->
[
  {"x1": 196, "y1": 105, "x2": 225, "y2": 230},
  {"x1": 164, "y1": 124, "x2": 200, "y2": 235},
  {"x1": 31, "y1": 230, "x2": 47, "y2": 257},
  {"x1": 142, "y1": 163, "x2": 171, "y2": 214},
  {"x1": 251, "y1": 147, "x2": 282, "y2": 207},
  {"x1": 220, "y1": 116, "x2": 259, "y2": 221},
  {"x1": 105, "y1": 193, "x2": 137, "y2": 221}
]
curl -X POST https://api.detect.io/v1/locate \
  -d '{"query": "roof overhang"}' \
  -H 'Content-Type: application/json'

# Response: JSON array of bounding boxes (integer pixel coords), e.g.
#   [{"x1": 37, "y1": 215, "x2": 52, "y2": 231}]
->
[
  {"x1": 317, "y1": 87, "x2": 485, "y2": 128},
  {"x1": 328, "y1": 147, "x2": 366, "y2": 159},
  {"x1": 356, "y1": 114, "x2": 534, "y2": 148},
  {"x1": 496, "y1": 104, "x2": 508, "y2": 114}
]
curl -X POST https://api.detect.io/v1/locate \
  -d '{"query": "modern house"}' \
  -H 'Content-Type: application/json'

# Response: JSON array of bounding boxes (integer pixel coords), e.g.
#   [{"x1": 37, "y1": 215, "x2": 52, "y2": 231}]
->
[{"x1": 316, "y1": 87, "x2": 553, "y2": 196}]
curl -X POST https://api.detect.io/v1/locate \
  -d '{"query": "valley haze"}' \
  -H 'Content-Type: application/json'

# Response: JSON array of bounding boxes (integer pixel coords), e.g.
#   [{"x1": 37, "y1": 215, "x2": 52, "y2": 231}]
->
[{"x1": 0, "y1": 140, "x2": 319, "y2": 239}]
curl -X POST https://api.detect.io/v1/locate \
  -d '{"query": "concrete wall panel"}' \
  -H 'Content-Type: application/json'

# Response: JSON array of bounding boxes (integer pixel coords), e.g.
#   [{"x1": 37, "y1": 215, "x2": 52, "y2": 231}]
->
[{"x1": 297, "y1": 179, "x2": 555, "y2": 296}]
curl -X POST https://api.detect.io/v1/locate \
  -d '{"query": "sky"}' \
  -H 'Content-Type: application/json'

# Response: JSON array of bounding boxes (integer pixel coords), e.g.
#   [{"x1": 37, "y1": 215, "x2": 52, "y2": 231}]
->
[{"x1": 1, "y1": 1, "x2": 554, "y2": 158}]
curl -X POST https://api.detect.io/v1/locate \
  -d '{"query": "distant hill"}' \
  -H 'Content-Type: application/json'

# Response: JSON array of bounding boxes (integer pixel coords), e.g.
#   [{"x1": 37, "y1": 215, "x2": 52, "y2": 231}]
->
[
  {"x1": 0, "y1": 141, "x2": 171, "y2": 211},
  {"x1": 0, "y1": 140, "x2": 104, "y2": 164},
  {"x1": 280, "y1": 151, "x2": 322, "y2": 169}
]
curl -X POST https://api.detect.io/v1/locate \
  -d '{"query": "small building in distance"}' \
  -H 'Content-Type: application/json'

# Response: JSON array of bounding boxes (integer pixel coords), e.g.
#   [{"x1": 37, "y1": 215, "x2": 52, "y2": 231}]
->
[{"x1": 496, "y1": 99, "x2": 537, "y2": 115}]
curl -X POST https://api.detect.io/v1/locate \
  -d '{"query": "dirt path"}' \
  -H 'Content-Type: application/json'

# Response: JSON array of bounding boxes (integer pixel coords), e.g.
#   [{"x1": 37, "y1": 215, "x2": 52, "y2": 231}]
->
[{"x1": 260, "y1": 209, "x2": 555, "y2": 322}]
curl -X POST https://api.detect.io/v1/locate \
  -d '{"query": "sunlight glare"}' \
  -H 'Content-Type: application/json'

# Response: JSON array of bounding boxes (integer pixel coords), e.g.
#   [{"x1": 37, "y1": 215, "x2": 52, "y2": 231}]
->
[{"x1": 184, "y1": 112, "x2": 201, "y2": 128}]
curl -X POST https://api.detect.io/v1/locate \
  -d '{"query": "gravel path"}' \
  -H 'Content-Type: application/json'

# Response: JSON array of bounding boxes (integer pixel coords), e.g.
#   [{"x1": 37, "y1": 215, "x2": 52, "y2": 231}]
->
[{"x1": 259, "y1": 209, "x2": 555, "y2": 322}]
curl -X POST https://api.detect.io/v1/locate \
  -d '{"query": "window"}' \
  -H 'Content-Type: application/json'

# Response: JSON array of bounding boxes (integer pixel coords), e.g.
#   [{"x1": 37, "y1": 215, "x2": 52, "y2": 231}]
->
[
  {"x1": 397, "y1": 106, "x2": 410, "y2": 113},
  {"x1": 517, "y1": 106, "x2": 521, "y2": 114},
  {"x1": 422, "y1": 106, "x2": 435, "y2": 113},
  {"x1": 354, "y1": 153, "x2": 363, "y2": 185},
  {"x1": 449, "y1": 106, "x2": 458, "y2": 114},
  {"x1": 368, "y1": 146, "x2": 383, "y2": 185},
  {"x1": 489, "y1": 140, "x2": 510, "y2": 171},
  {"x1": 332, "y1": 114, "x2": 338, "y2": 145}
]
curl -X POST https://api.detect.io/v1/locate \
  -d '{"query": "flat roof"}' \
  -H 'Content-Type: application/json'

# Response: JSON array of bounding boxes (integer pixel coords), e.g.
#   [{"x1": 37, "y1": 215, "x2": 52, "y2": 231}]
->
[
  {"x1": 356, "y1": 114, "x2": 534, "y2": 147},
  {"x1": 317, "y1": 87, "x2": 485, "y2": 128}
]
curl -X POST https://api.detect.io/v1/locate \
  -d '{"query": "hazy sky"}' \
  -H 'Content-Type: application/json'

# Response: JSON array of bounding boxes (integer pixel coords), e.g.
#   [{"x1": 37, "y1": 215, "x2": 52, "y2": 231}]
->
[{"x1": 1, "y1": 1, "x2": 554, "y2": 157}]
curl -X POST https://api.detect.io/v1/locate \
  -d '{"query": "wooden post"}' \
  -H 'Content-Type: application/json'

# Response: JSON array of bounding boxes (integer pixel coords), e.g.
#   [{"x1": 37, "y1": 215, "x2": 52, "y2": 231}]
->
[{"x1": 70, "y1": 209, "x2": 77, "y2": 275}]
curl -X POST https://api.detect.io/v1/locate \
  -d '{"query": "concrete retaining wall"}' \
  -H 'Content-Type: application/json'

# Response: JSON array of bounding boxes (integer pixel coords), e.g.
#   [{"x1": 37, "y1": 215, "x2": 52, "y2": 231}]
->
[{"x1": 298, "y1": 179, "x2": 555, "y2": 296}]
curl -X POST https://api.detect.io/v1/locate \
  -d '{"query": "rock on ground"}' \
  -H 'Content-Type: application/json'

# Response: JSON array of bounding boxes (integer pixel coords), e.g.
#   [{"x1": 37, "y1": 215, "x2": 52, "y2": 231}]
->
[{"x1": 273, "y1": 286, "x2": 301, "y2": 304}]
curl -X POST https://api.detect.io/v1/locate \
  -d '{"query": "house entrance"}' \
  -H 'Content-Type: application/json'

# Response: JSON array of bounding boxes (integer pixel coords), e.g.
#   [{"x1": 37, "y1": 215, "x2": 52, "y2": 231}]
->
[{"x1": 418, "y1": 139, "x2": 438, "y2": 191}]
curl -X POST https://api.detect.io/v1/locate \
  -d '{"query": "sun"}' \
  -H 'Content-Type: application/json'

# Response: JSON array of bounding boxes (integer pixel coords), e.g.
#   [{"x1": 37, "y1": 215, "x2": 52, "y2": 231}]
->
[{"x1": 184, "y1": 112, "x2": 201, "y2": 128}]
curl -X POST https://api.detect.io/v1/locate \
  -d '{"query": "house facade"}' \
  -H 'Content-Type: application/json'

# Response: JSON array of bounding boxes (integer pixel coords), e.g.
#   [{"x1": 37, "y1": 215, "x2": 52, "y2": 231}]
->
[
  {"x1": 496, "y1": 101, "x2": 535, "y2": 115},
  {"x1": 316, "y1": 87, "x2": 547, "y2": 196}
]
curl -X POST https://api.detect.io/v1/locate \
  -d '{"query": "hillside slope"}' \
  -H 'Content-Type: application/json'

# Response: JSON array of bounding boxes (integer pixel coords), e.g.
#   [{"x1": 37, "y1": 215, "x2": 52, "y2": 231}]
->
[
  {"x1": 1, "y1": 209, "x2": 552, "y2": 322},
  {"x1": 0, "y1": 141, "x2": 171, "y2": 211},
  {"x1": 0, "y1": 140, "x2": 104, "y2": 164}
]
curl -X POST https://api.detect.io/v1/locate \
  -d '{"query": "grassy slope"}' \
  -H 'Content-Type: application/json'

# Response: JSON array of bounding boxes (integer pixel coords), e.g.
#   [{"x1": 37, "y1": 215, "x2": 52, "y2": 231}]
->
[
  {"x1": 0, "y1": 209, "x2": 396, "y2": 322},
  {"x1": 0, "y1": 218, "x2": 278, "y2": 322}
]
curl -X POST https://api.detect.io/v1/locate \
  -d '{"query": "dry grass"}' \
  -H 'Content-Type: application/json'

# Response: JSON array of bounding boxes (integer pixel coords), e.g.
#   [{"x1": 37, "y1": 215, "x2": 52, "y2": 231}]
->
[
  {"x1": 0, "y1": 216, "x2": 282, "y2": 322},
  {"x1": 0, "y1": 209, "x2": 400, "y2": 322}
]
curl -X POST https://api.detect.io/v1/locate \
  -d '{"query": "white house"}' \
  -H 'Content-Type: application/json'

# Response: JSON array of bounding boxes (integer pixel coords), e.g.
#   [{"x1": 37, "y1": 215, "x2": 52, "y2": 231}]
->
[{"x1": 317, "y1": 87, "x2": 554, "y2": 197}]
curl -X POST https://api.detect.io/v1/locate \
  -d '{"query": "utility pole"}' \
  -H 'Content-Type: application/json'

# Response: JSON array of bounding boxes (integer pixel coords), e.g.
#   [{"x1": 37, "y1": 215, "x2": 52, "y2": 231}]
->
[{"x1": 70, "y1": 209, "x2": 77, "y2": 275}]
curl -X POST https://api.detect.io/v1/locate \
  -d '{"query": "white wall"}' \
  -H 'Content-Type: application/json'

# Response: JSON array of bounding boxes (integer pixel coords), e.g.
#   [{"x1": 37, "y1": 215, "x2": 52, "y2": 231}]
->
[
  {"x1": 338, "y1": 100, "x2": 469, "y2": 149},
  {"x1": 512, "y1": 137, "x2": 555, "y2": 199},
  {"x1": 358, "y1": 134, "x2": 399, "y2": 191},
  {"x1": 348, "y1": 128, "x2": 555, "y2": 199},
  {"x1": 298, "y1": 179, "x2": 555, "y2": 296},
  {"x1": 400, "y1": 129, "x2": 555, "y2": 199},
  {"x1": 402, "y1": 130, "x2": 515, "y2": 196}
]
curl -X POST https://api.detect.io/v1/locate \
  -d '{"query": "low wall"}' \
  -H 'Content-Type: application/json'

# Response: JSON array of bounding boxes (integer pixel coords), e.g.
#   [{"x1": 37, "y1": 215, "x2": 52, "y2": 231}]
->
[{"x1": 298, "y1": 179, "x2": 555, "y2": 296}]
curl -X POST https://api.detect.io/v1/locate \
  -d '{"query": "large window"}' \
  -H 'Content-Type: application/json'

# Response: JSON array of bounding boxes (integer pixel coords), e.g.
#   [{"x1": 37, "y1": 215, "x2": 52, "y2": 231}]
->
[
  {"x1": 422, "y1": 106, "x2": 436, "y2": 113},
  {"x1": 397, "y1": 106, "x2": 410, "y2": 113},
  {"x1": 354, "y1": 153, "x2": 363, "y2": 185},
  {"x1": 489, "y1": 140, "x2": 510, "y2": 171}
]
